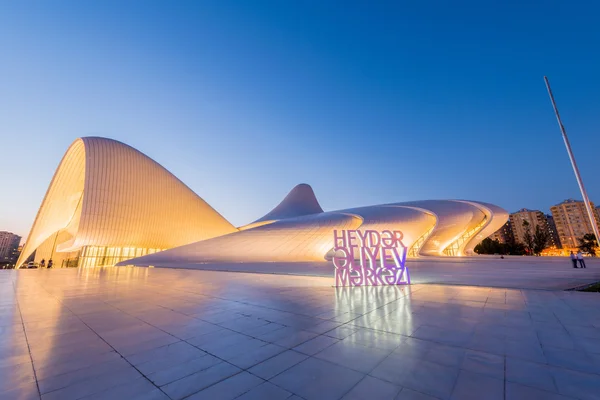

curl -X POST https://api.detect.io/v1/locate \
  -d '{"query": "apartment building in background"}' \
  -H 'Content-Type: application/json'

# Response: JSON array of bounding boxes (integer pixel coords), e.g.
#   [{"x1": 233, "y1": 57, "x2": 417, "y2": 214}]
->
[
  {"x1": 551, "y1": 199, "x2": 600, "y2": 248},
  {"x1": 0, "y1": 231, "x2": 22, "y2": 267},
  {"x1": 509, "y1": 209, "x2": 559, "y2": 248},
  {"x1": 545, "y1": 214, "x2": 562, "y2": 249},
  {"x1": 488, "y1": 220, "x2": 514, "y2": 244}
]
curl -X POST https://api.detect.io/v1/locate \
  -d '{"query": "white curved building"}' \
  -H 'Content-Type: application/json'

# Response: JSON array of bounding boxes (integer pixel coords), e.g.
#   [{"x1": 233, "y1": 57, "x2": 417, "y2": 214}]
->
[
  {"x1": 251, "y1": 183, "x2": 324, "y2": 224},
  {"x1": 121, "y1": 185, "x2": 509, "y2": 267},
  {"x1": 17, "y1": 137, "x2": 236, "y2": 268},
  {"x1": 19, "y1": 137, "x2": 508, "y2": 268}
]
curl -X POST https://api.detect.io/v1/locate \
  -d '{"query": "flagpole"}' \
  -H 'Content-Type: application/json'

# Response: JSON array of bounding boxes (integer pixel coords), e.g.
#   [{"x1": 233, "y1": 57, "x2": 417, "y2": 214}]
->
[{"x1": 544, "y1": 76, "x2": 600, "y2": 248}]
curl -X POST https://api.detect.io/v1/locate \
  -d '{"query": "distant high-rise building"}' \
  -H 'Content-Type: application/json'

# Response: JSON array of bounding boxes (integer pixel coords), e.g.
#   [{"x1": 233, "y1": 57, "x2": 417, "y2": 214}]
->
[
  {"x1": 509, "y1": 209, "x2": 558, "y2": 248},
  {"x1": 545, "y1": 214, "x2": 561, "y2": 249},
  {"x1": 509, "y1": 209, "x2": 540, "y2": 244},
  {"x1": 488, "y1": 220, "x2": 514, "y2": 244},
  {"x1": 0, "y1": 231, "x2": 21, "y2": 267},
  {"x1": 551, "y1": 199, "x2": 600, "y2": 248}
]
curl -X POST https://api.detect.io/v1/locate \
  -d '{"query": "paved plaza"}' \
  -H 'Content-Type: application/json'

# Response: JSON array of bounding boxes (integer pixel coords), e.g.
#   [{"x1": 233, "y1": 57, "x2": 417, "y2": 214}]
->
[
  {"x1": 2, "y1": 267, "x2": 600, "y2": 400},
  {"x1": 132, "y1": 256, "x2": 600, "y2": 291}
]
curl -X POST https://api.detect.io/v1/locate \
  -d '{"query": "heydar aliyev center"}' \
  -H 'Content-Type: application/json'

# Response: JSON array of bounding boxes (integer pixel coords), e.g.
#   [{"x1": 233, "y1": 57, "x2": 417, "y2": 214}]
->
[{"x1": 18, "y1": 137, "x2": 508, "y2": 269}]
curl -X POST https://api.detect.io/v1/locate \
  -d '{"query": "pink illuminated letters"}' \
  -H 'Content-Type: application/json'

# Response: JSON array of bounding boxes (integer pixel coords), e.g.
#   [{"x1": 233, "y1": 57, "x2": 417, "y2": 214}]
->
[{"x1": 332, "y1": 230, "x2": 410, "y2": 287}]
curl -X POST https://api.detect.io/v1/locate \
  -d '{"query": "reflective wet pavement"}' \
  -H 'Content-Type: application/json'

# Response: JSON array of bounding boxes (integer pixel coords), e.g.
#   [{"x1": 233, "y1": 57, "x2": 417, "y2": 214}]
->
[
  {"x1": 125, "y1": 256, "x2": 600, "y2": 291},
  {"x1": 2, "y1": 267, "x2": 600, "y2": 400}
]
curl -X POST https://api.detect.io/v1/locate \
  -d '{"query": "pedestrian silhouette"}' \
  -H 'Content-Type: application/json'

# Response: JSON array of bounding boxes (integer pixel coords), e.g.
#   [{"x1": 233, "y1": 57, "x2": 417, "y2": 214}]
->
[
  {"x1": 577, "y1": 251, "x2": 587, "y2": 268},
  {"x1": 570, "y1": 251, "x2": 578, "y2": 268}
]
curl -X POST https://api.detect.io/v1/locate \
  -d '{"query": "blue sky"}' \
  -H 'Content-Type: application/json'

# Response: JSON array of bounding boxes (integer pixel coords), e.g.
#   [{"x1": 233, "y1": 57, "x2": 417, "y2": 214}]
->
[{"x1": 1, "y1": 1, "x2": 599, "y2": 238}]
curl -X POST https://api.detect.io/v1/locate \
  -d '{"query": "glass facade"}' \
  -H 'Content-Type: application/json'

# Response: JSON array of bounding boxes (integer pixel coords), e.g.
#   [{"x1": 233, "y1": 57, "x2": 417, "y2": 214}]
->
[
  {"x1": 75, "y1": 246, "x2": 164, "y2": 268},
  {"x1": 443, "y1": 216, "x2": 488, "y2": 256},
  {"x1": 408, "y1": 226, "x2": 435, "y2": 257},
  {"x1": 17, "y1": 137, "x2": 236, "y2": 269}
]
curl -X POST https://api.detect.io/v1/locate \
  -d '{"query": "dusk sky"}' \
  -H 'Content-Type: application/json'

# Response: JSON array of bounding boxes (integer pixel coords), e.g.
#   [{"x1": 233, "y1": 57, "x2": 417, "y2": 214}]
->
[{"x1": 1, "y1": 1, "x2": 599, "y2": 239}]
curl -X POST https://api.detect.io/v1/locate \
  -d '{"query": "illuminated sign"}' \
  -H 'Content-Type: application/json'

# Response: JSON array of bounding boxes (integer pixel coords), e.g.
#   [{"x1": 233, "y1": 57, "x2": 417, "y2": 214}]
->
[{"x1": 332, "y1": 230, "x2": 410, "y2": 287}]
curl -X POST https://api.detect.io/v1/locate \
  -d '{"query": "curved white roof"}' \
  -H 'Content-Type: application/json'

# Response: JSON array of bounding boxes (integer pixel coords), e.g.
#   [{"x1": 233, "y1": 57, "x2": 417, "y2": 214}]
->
[
  {"x1": 121, "y1": 212, "x2": 362, "y2": 264},
  {"x1": 121, "y1": 186, "x2": 509, "y2": 266},
  {"x1": 19, "y1": 137, "x2": 508, "y2": 268},
  {"x1": 252, "y1": 183, "x2": 324, "y2": 223},
  {"x1": 17, "y1": 137, "x2": 236, "y2": 267}
]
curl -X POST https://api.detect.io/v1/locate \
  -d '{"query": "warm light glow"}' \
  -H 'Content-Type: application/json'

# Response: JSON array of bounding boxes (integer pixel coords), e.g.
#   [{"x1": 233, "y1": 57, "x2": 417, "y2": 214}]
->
[
  {"x1": 443, "y1": 216, "x2": 488, "y2": 256},
  {"x1": 18, "y1": 138, "x2": 509, "y2": 269},
  {"x1": 332, "y1": 229, "x2": 410, "y2": 287},
  {"x1": 408, "y1": 226, "x2": 435, "y2": 257},
  {"x1": 17, "y1": 137, "x2": 236, "y2": 268},
  {"x1": 76, "y1": 246, "x2": 165, "y2": 268}
]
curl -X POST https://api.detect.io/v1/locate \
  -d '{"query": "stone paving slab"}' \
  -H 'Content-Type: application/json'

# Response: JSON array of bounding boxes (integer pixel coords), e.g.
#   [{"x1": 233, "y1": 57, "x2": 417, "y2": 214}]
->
[
  {"x1": 135, "y1": 256, "x2": 600, "y2": 290},
  {"x1": 1, "y1": 267, "x2": 600, "y2": 400}
]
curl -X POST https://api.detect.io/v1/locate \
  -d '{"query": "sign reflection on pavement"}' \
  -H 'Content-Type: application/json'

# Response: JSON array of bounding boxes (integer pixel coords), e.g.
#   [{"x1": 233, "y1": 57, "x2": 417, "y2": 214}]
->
[{"x1": 332, "y1": 230, "x2": 410, "y2": 287}]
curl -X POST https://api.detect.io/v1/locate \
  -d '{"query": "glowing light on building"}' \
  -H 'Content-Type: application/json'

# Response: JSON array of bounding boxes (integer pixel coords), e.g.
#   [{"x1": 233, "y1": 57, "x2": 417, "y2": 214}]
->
[
  {"x1": 19, "y1": 137, "x2": 509, "y2": 269},
  {"x1": 17, "y1": 137, "x2": 236, "y2": 268},
  {"x1": 332, "y1": 230, "x2": 410, "y2": 287}
]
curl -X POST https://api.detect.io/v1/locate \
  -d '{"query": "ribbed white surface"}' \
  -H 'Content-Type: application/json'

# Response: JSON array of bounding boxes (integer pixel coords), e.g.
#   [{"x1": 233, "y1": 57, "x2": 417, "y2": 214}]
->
[
  {"x1": 122, "y1": 212, "x2": 363, "y2": 264},
  {"x1": 17, "y1": 137, "x2": 236, "y2": 267},
  {"x1": 252, "y1": 183, "x2": 324, "y2": 223},
  {"x1": 121, "y1": 196, "x2": 508, "y2": 266},
  {"x1": 18, "y1": 138, "x2": 509, "y2": 268},
  {"x1": 387, "y1": 200, "x2": 486, "y2": 257},
  {"x1": 17, "y1": 139, "x2": 86, "y2": 267},
  {"x1": 337, "y1": 205, "x2": 437, "y2": 251}
]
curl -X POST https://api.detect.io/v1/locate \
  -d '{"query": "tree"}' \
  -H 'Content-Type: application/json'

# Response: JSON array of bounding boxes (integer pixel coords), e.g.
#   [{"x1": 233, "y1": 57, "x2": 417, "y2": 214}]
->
[
  {"x1": 505, "y1": 240, "x2": 526, "y2": 256},
  {"x1": 474, "y1": 237, "x2": 527, "y2": 256},
  {"x1": 532, "y1": 225, "x2": 549, "y2": 256},
  {"x1": 475, "y1": 238, "x2": 504, "y2": 255},
  {"x1": 578, "y1": 233, "x2": 598, "y2": 256},
  {"x1": 522, "y1": 220, "x2": 534, "y2": 255}
]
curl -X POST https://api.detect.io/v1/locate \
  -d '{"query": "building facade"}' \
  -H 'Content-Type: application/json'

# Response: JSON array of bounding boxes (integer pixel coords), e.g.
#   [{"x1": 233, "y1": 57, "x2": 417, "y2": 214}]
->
[
  {"x1": 508, "y1": 209, "x2": 558, "y2": 248},
  {"x1": 545, "y1": 214, "x2": 562, "y2": 249},
  {"x1": 0, "y1": 231, "x2": 21, "y2": 267},
  {"x1": 17, "y1": 137, "x2": 236, "y2": 268},
  {"x1": 121, "y1": 188, "x2": 509, "y2": 266},
  {"x1": 19, "y1": 137, "x2": 509, "y2": 268},
  {"x1": 551, "y1": 199, "x2": 600, "y2": 249},
  {"x1": 488, "y1": 221, "x2": 514, "y2": 244}
]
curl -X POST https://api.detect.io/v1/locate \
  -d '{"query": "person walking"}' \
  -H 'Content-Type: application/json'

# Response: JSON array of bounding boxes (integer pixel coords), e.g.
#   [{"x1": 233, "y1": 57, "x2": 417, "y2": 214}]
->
[
  {"x1": 40, "y1": 259, "x2": 45, "y2": 268},
  {"x1": 47, "y1": 259, "x2": 53, "y2": 269},
  {"x1": 570, "y1": 251, "x2": 578, "y2": 268},
  {"x1": 577, "y1": 251, "x2": 587, "y2": 268}
]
